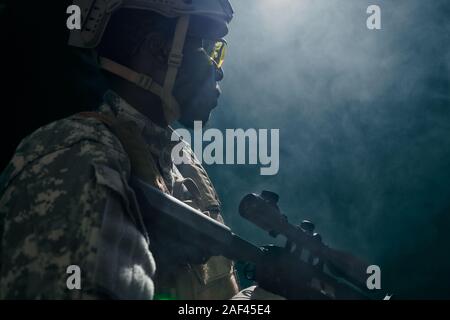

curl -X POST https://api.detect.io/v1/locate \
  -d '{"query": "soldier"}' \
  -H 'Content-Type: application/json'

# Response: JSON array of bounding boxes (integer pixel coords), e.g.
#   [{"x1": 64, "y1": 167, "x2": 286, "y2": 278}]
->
[{"x1": 0, "y1": 0, "x2": 241, "y2": 299}]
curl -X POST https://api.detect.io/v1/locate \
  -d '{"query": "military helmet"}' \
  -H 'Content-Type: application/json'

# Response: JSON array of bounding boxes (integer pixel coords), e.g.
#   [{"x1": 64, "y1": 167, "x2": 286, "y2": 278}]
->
[{"x1": 68, "y1": 0, "x2": 233, "y2": 123}]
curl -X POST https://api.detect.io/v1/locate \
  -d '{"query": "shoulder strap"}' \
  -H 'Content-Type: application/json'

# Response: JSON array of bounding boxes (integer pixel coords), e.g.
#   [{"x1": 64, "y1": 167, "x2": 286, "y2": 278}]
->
[{"x1": 77, "y1": 112, "x2": 169, "y2": 193}]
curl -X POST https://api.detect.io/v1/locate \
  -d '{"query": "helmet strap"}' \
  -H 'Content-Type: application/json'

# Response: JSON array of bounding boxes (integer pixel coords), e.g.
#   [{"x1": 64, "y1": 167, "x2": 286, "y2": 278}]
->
[
  {"x1": 162, "y1": 14, "x2": 190, "y2": 123},
  {"x1": 98, "y1": 57, "x2": 163, "y2": 97}
]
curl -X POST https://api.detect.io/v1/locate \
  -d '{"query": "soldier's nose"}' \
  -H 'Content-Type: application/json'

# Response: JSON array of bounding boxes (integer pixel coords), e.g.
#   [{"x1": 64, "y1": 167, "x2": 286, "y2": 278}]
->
[{"x1": 215, "y1": 67, "x2": 224, "y2": 82}]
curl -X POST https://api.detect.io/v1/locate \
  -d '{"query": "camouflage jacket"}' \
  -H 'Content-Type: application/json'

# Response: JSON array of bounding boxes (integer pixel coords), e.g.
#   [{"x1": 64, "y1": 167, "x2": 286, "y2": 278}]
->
[{"x1": 0, "y1": 90, "x2": 239, "y2": 299}]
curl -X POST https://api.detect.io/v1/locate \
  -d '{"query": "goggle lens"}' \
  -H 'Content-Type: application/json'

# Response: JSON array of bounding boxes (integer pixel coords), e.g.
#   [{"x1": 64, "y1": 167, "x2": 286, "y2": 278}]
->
[{"x1": 203, "y1": 39, "x2": 227, "y2": 68}]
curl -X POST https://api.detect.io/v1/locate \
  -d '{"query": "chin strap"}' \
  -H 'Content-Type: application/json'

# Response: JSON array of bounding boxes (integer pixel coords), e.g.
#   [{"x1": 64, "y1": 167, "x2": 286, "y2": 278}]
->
[
  {"x1": 99, "y1": 57, "x2": 163, "y2": 96},
  {"x1": 162, "y1": 14, "x2": 190, "y2": 123},
  {"x1": 98, "y1": 15, "x2": 191, "y2": 124}
]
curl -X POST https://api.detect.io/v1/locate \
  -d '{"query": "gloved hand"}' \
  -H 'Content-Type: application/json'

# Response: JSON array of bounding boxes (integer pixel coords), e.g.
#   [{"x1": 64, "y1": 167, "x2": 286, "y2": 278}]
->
[{"x1": 231, "y1": 285, "x2": 286, "y2": 300}]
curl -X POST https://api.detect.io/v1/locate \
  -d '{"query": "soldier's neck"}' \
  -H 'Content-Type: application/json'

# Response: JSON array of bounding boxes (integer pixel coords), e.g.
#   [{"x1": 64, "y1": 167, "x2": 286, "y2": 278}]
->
[{"x1": 109, "y1": 76, "x2": 169, "y2": 128}]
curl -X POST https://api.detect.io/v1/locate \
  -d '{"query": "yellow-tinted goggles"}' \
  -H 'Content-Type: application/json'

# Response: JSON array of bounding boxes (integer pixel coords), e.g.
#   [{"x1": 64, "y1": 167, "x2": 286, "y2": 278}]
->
[{"x1": 202, "y1": 39, "x2": 227, "y2": 69}]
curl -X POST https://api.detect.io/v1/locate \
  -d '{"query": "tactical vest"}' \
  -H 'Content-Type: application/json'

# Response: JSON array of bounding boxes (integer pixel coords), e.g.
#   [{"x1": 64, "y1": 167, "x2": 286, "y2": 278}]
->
[{"x1": 78, "y1": 112, "x2": 239, "y2": 300}]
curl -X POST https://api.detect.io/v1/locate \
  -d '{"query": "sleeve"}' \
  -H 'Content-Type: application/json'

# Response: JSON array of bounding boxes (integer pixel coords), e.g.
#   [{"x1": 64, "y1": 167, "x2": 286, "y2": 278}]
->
[{"x1": 0, "y1": 138, "x2": 156, "y2": 300}]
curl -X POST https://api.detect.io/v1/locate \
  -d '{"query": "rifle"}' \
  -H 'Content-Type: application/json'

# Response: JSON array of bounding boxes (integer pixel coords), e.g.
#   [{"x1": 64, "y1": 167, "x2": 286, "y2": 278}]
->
[{"x1": 131, "y1": 176, "x2": 390, "y2": 300}]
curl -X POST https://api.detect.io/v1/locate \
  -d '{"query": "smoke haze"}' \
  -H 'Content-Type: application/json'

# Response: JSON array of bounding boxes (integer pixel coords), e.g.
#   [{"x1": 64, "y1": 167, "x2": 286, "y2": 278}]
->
[{"x1": 206, "y1": 0, "x2": 450, "y2": 298}]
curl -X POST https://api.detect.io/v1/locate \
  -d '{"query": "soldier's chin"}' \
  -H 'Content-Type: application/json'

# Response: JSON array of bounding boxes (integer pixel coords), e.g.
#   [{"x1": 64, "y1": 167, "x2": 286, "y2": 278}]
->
[
  {"x1": 179, "y1": 112, "x2": 211, "y2": 128},
  {"x1": 179, "y1": 105, "x2": 213, "y2": 128}
]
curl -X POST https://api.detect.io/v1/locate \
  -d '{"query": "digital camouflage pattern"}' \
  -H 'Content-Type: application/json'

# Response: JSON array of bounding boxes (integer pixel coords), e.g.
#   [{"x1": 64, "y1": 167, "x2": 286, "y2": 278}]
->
[{"x1": 0, "y1": 90, "x2": 239, "y2": 299}]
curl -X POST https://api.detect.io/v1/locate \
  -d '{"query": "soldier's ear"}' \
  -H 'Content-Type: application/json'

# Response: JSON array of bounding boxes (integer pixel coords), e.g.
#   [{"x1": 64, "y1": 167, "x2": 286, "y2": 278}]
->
[{"x1": 134, "y1": 32, "x2": 170, "y2": 67}]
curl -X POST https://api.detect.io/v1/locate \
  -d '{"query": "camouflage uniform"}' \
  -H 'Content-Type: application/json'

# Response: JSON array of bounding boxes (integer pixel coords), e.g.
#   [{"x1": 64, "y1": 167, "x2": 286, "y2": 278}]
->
[{"x1": 0, "y1": 90, "x2": 239, "y2": 299}]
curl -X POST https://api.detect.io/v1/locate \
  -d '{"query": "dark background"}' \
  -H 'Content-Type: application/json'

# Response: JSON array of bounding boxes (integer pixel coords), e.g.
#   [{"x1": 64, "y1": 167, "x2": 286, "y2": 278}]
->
[{"x1": 1, "y1": 0, "x2": 450, "y2": 299}]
